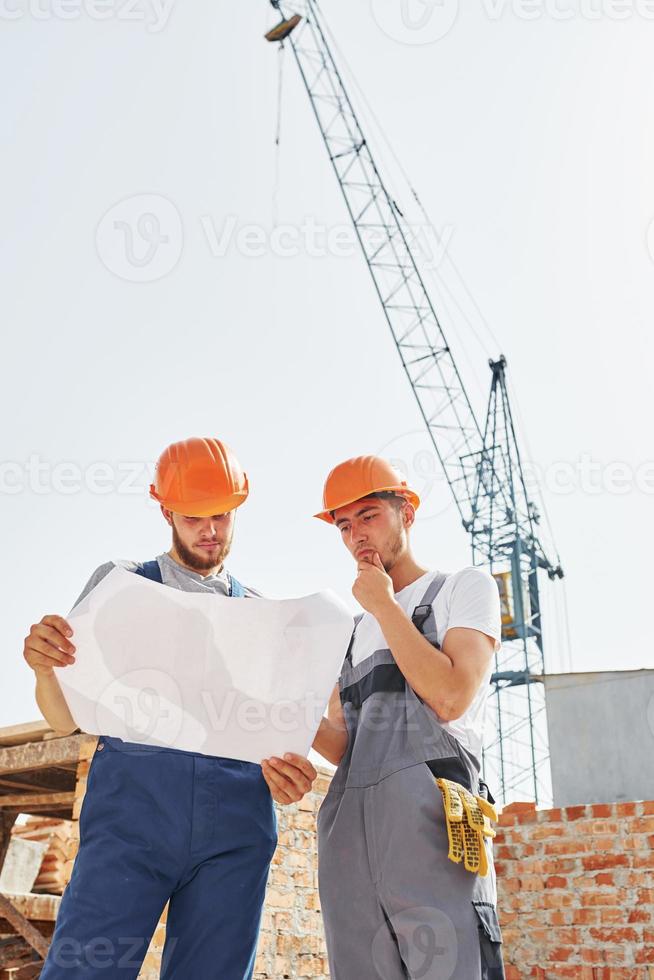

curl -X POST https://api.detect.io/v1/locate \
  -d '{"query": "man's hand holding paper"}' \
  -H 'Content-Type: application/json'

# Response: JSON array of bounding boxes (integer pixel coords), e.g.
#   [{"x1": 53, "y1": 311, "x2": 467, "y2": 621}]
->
[{"x1": 58, "y1": 566, "x2": 354, "y2": 764}]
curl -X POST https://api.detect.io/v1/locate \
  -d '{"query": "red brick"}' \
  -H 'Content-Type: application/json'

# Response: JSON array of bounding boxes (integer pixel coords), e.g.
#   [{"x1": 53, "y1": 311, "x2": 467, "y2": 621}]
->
[
  {"x1": 548, "y1": 946, "x2": 573, "y2": 962},
  {"x1": 502, "y1": 801, "x2": 537, "y2": 815},
  {"x1": 591, "y1": 804, "x2": 613, "y2": 818},
  {"x1": 579, "y1": 889, "x2": 627, "y2": 907},
  {"x1": 624, "y1": 871, "x2": 652, "y2": 888},
  {"x1": 542, "y1": 892, "x2": 576, "y2": 909},
  {"x1": 544, "y1": 839, "x2": 593, "y2": 856},
  {"x1": 581, "y1": 946, "x2": 607, "y2": 964},
  {"x1": 516, "y1": 809, "x2": 539, "y2": 825},
  {"x1": 581, "y1": 854, "x2": 629, "y2": 871},
  {"x1": 518, "y1": 875, "x2": 544, "y2": 892},
  {"x1": 530, "y1": 825, "x2": 567, "y2": 840},
  {"x1": 574, "y1": 819, "x2": 621, "y2": 837},
  {"x1": 564, "y1": 805, "x2": 588, "y2": 821},
  {"x1": 616, "y1": 802, "x2": 638, "y2": 817},
  {"x1": 599, "y1": 907, "x2": 625, "y2": 925},
  {"x1": 571, "y1": 908, "x2": 600, "y2": 925},
  {"x1": 589, "y1": 927, "x2": 640, "y2": 943},
  {"x1": 545, "y1": 875, "x2": 567, "y2": 889},
  {"x1": 549, "y1": 970, "x2": 593, "y2": 979},
  {"x1": 541, "y1": 858, "x2": 577, "y2": 875}
]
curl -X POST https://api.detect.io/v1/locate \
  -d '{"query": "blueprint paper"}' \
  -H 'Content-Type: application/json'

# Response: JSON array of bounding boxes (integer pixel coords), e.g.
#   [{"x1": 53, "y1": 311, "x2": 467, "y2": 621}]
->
[{"x1": 58, "y1": 566, "x2": 353, "y2": 763}]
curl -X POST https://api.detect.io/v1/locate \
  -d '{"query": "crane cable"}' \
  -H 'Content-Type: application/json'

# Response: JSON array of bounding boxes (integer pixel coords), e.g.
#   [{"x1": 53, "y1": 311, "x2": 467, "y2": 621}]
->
[{"x1": 271, "y1": 39, "x2": 286, "y2": 229}]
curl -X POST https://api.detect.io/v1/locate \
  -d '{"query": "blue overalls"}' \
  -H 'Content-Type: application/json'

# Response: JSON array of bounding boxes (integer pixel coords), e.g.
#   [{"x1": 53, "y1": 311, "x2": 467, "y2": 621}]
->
[{"x1": 40, "y1": 561, "x2": 278, "y2": 980}]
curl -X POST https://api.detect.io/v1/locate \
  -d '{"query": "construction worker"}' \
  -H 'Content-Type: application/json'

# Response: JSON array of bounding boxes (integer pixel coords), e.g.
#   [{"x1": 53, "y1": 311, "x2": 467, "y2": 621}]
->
[
  {"x1": 23, "y1": 437, "x2": 316, "y2": 980},
  {"x1": 263, "y1": 455, "x2": 506, "y2": 980}
]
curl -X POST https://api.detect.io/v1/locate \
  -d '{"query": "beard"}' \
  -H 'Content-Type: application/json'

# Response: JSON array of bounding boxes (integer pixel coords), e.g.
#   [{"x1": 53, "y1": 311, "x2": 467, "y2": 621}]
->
[
  {"x1": 381, "y1": 533, "x2": 404, "y2": 573},
  {"x1": 380, "y1": 512, "x2": 405, "y2": 573},
  {"x1": 171, "y1": 522, "x2": 233, "y2": 573}
]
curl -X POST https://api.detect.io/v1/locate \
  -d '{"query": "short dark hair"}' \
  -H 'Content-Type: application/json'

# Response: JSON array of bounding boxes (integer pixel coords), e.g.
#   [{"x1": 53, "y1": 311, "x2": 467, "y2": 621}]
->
[
  {"x1": 329, "y1": 491, "x2": 406, "y2": 521},
  {"x1": 364, "y1": 491, "x2": 406, "y2": 509}
]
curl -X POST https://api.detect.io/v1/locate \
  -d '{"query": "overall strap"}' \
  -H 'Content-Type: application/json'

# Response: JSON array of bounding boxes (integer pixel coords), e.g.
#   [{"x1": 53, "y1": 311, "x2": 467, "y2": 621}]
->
[
  {"x1": 344, "y1": 612, "x2": 364, "y2": 667},
  {"x1": 227, "y1": 574, "x2": 246, "y2": 598},
  {"x1": 133, "y1": 560, "x2": 163, "y2": 584},
  {"x1": 411, "y1": 571, "x2": 448, "y2": 633},
  {"x1": 133, "y1": 561, "x2": 247, "y2": 597}
]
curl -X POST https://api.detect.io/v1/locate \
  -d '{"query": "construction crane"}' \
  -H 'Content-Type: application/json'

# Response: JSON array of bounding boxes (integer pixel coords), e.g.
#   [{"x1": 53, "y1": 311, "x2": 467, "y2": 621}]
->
[{"x1": 264, "y1": 0, "x2": 564, "y2": 804}]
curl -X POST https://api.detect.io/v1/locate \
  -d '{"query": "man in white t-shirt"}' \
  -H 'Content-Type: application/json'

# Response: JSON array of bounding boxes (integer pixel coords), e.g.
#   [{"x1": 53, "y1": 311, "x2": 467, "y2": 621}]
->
[{"x1": 265, "y1": 455, "x2": 506, "y2": 980}]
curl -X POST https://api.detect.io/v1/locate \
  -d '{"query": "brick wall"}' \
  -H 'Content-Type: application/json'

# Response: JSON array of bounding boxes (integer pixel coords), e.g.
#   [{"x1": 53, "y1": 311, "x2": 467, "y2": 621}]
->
[
  {"x1": 253, "y1": 767, "x2": 333, "y2": 979},
  {"x1": 495, "y1": 800, "x2": 654, "y2": 979}
]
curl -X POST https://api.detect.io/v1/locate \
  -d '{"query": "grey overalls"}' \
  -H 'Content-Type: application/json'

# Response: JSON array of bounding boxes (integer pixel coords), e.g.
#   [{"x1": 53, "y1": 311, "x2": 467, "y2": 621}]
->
[{"x1": 317, "y1": 573, "x2": 506, "y2": 980}]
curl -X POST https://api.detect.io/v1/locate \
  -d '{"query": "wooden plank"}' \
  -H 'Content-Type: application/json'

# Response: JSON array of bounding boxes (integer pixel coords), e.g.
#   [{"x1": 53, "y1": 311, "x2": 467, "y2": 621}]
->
[
  {"x1": 0, "y1": 736, "x2": 87, "y2": 777},
  {"x1": 0, "y1": 769, "x2": 76, "y2": 793},
  {"x1": 0, "y1": 723, "x2": 52, "y2": 749},
  {"x1": 0, "y1": 814, "x2": 18, "y2": 876},
  {"x1": 0, "y1": 895, "x2": 49, "y2": 959},
  {"x1": 0, "y1": 961, "x2": 44, "y2": 980},
  {"x1": 0, "y1": 892, "x2": 60, "y2": 922},
  {"x1": 0, "y1": 792, "x2": 74, "y2": 808},
  {"x1": 1, "y1": 808, "x2": 73, "y2": 820}
]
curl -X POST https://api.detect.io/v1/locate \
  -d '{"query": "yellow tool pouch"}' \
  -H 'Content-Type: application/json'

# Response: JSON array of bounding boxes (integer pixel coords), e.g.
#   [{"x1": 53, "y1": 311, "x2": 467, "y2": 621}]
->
[{"x1": 435, "y1": 777, "x2": 499, "y2": 877}]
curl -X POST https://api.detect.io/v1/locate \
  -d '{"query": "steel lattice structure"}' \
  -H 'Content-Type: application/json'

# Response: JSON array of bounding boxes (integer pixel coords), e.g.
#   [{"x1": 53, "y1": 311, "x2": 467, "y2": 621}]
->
[{"x1": 265, "y1": 0, "x2": 563, "y2": 804}]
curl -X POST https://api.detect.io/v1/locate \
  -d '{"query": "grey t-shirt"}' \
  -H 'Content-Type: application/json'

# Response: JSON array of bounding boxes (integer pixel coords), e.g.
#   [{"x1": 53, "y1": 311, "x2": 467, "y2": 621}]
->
[{"x1": 71, "y1": 551, "x2": 261, "y2": 612}]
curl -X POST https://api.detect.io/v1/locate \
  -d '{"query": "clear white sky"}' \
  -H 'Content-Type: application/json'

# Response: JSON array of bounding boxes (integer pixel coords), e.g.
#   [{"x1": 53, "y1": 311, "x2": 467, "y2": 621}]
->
[{"x1": 2, "y1": 0, "x2": 653, "y2": 728}]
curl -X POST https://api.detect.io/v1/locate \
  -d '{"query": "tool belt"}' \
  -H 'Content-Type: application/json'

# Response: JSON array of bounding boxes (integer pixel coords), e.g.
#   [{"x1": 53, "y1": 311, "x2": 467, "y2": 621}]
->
[{"x1": 435, "y1": 777, "x2": 499, "y2": 877}]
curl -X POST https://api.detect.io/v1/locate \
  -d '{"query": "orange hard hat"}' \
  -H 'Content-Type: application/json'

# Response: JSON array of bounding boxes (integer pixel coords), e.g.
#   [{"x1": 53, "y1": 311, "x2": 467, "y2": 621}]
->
[
  {"x1": 314, "y1": 455, "x2": 420, "y2": 524},
  {"x1": 149, "y1": 437, "x2": 249, "y2": 517}
]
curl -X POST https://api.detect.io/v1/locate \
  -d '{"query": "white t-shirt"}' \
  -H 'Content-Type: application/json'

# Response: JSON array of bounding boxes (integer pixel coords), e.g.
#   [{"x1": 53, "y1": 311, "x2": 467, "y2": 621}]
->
[{"x1": 349, "y1": 566, "x2": 502, "y2": 762}]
